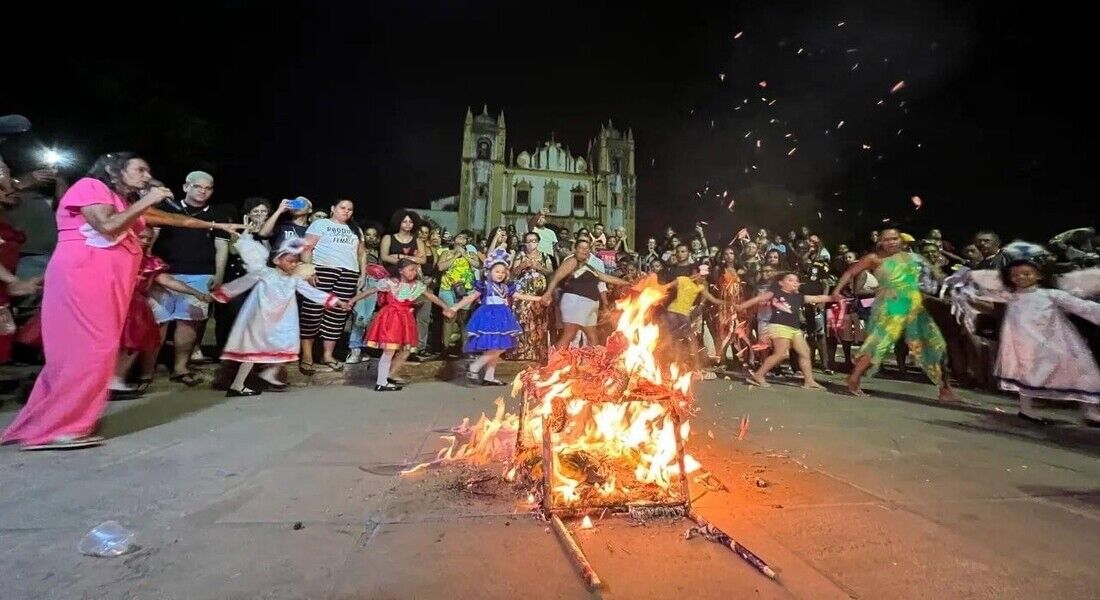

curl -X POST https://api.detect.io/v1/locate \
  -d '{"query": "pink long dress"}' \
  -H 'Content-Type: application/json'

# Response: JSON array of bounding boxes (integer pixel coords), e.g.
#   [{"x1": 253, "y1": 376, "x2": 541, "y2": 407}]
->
[{"x1": 2, "y1": 178, "x2": 145, "y2": 445}]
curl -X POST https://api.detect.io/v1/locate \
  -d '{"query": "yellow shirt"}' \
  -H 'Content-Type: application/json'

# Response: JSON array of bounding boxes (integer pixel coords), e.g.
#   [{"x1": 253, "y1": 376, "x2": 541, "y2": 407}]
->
[{"x1": 668, "y1": 276, "x2": 704, "y2": 316}]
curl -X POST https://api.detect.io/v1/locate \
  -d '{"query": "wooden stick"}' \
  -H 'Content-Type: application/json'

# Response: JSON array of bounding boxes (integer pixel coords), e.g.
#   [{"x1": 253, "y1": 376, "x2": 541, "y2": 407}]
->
[
  {"x1": 671, "y1": 411, "x2": 693, "y2": 506},
  {"x1": 550, "y1": 514, "x2": 602, "y2": 590},
  {"x1": 540, "y1": 414, "x2": 555, "y2": 514},
  {"x1": 688, "y1": 510, "x2": 777, "y2": 580}
]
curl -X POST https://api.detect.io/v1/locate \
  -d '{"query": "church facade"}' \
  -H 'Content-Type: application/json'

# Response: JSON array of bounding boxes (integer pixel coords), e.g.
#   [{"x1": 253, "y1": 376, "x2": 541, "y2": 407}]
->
[{"x1": 455, "y1": 106, "x2": 636, "y2": 243}]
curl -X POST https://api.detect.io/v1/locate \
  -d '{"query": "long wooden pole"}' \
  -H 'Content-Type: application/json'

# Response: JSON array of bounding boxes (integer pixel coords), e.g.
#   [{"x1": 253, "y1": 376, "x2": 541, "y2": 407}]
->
[
  {"x1": 687, "y1": 510, "x2": 778, "y2": 580},
  {"x1": 550, "y1": 514, "x2": 602, "y2": 590}
]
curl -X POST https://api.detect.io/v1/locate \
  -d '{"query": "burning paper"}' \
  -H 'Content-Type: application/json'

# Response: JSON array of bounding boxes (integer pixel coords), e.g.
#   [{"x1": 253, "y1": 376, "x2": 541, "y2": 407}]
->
[
  {"x1": 911, "y1": 195, "x2": 922, "y2": 209},
  {"x1": 890, "y1": 80, "x2": 907, "y2": 94}
]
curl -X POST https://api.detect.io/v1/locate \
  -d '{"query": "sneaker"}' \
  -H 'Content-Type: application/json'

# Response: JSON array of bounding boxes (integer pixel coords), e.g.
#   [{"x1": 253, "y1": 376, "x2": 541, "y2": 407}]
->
[{"x1": 345, "y1": 348, "x2": 363, "y2": 364}]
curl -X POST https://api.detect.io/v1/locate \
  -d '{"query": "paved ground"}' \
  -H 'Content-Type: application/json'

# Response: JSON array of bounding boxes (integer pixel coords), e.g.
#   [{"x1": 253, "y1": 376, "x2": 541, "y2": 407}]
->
[{"x1": 2, "y1": 366, "x2": 1098, "y2": 600}]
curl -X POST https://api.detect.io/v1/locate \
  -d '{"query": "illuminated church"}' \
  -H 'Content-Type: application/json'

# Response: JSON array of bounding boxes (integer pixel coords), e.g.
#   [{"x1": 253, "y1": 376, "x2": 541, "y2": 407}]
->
[{"x1": 455, "y1": 106, "x2": 636, "y2": 242}]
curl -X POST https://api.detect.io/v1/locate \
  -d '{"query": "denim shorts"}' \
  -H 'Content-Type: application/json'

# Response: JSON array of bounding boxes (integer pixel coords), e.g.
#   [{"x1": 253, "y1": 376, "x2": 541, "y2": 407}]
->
[{"x1": 149, "y1": 273, "x2": 213, "y2": 323}]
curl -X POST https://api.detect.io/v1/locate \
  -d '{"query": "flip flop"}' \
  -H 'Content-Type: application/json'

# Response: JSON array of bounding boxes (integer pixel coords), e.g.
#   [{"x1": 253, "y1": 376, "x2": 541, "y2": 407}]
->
[
  {"x1": 1017, "y1": 411, "x2": 1052, "y2": 425},
  {"x1": 745, "y1": 376, "x2": 770, "y2": 388},
  {"x1": 169, "y1": 372, "x2": 202, "y2": 387},
  {"x1": 298, "y1": 362, "x2": 316, "y2": 376},
  {"x1": 21, "y1": 435, "x2": 105, "y2": 451},
  {"x1": 323, "y1": 361, "x2": 345, "y2": 372}
]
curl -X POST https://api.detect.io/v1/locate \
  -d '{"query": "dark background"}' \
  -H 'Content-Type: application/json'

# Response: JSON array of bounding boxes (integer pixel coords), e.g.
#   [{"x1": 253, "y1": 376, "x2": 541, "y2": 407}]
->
[{"x1": 2, "y1": 1, "x2": 1090, "y2": 247}]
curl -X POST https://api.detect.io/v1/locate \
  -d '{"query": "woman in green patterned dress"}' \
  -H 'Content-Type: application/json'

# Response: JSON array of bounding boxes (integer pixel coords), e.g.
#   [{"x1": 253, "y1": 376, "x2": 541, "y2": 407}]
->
[{"x1": 832, "y1": 227, "x2": 957, "y2": 401}]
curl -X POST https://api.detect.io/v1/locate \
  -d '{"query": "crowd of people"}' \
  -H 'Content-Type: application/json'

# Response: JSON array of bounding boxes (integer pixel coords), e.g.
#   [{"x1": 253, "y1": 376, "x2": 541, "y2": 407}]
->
[{"x1": 2, "y1": 113, "x2": 1099, "y2": 450}]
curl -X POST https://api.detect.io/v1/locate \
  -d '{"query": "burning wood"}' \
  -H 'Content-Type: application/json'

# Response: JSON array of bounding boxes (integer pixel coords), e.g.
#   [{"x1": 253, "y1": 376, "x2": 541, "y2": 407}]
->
[{"x1": 401, "y1": 276, "x2": 778, "y2": 586}]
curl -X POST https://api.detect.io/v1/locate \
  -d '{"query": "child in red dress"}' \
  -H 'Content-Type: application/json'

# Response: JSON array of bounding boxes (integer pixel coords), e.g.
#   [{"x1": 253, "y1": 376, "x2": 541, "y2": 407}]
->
[
  {"x1": 357, "y1": 259, "x2": 454, "y2": 391},
  {"x1": 110, "y1": 226, "x2": 212, "y2": 396}
]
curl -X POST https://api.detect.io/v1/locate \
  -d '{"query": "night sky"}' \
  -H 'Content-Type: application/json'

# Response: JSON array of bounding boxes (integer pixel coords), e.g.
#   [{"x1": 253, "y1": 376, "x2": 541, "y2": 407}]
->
[{"x1": 3, "y1": 1, "x2": 1091, "y2": 247}]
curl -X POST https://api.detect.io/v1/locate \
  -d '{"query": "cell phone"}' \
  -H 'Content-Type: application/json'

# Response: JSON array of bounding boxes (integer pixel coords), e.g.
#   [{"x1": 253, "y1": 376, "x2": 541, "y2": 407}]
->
[{"x1": 286, "y1": 197, "x2": 308, "y2": 211}]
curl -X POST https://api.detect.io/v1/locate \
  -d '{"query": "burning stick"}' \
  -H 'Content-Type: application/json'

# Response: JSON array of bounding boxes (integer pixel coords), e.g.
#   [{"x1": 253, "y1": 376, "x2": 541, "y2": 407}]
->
[
  {"x1": 686, "y1": 511, "x2": 777, "y2": 580},
  {"x1": 550, "y1": 514, "x2": 602, "y2": 590}
]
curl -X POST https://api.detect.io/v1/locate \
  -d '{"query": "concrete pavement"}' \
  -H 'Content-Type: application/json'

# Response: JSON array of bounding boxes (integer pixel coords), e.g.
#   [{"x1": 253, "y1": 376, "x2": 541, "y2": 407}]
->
[{"x1": 1, "y1": 368, "x2": 1098, "y2": 599}]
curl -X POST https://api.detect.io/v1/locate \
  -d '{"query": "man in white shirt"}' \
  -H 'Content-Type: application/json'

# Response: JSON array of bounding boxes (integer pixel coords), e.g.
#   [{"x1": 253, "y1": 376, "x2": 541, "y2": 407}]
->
[{"x1": 527, "y1": 208, "x2": 558, "y2": 256}]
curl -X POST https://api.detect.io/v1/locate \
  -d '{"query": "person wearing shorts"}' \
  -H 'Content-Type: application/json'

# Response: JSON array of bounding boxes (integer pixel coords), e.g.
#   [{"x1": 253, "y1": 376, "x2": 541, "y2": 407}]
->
[
  {"x1": 737, "y1": 272, "x2": 832, "y2": 389},
  {"x1": 540, "y1": 239, "x2": 630, "y2": 348},
  {"x1": 150, "y1": 171, "x2": 233, "y2": 385}
]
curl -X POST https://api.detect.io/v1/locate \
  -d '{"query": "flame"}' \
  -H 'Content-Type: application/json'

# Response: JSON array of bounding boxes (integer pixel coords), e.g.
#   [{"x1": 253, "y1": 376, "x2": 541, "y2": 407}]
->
[
  {"x1": 516, "y1": 275, "x2": 703, "y2": 507},
  {"x1": 404, "y1": 276, "x2": 708, "y2": 511},
  {"x1": 402, "y1": 397, "x2": 518, "y2": 475}
]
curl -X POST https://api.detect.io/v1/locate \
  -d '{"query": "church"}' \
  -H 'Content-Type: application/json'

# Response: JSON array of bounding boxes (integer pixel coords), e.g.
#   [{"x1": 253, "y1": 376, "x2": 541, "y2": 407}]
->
[{"x1": 454, "y1": 106, "x2": 637, "y2": 244}]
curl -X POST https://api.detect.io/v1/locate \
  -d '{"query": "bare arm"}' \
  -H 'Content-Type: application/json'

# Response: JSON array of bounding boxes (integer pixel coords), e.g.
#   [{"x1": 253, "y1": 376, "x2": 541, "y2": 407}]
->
[
  {"x1": 0, "y1": 264, "x2": 41, "y2": 296},
  {"x1": 541, "y1": 256, "x2": 578, "y2": 300},
  {"x1": 437, "y1": 249, "x2": 459, "y2": 272},
  {"x1": 735, "y1": 291, "x2": 773, "y2": 312},
  {"x1": 80, "y1": 188, "x2": 167, "y2": 236},
  {"x1": 213, "y1": 238, "x2": 229, "y2": 287},
  {"x1": 379, "y1": 235, "x2": 396, "y2": 265},
  {"x1": 420, "y1": 289, "x2": 451, "y2": 311},
  {"x1": 803, "y1": 294, "x2": 833, "y2": 305},
  {"x1": 259, "y1": 200, "x2": 289, "y2": 238},
  {"x1": 143, "y1": 207, "x2": 243, "y2": 235},
  {"x1": 593, "y1": 269, "x2": 630, "y2": 287},
  {"x1": 449, "y1": 291, "x2": 482, "y2": 312},
  {"x1": 348, "y1": 287, "x2": 380, "y2": 304},
  {"x1": 301, "y1": 234, "x2": 321, "y2": 264},
  {"x1": 833, "y1": 254, "x2": 879, "y2": 298},
  {"x1": 514, "y1": 292, "x2": 543, "y2": 303},
  {"x1": 155, "y1": 273, "x2": 212, "y2": 300}
]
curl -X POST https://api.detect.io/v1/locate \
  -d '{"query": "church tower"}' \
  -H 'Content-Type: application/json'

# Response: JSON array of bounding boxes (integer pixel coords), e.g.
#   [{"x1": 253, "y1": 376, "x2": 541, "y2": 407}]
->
[
  {"x1": 590, "y1": 120, "x2": 636, "y2": 243},
  {"x1": 457, "y1": 105, "x2": 507, "y2": 234}
]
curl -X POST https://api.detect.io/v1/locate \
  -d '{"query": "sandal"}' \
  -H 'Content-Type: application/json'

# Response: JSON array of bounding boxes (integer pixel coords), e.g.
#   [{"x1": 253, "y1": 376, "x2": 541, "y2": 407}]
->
[
  {"x1": 323, "y1": 361, "x2": 345, "y2": 372},
  {"x1": 298, "y1": 361, "x2": 316, "y2": 376},
  {"x1": 374, "y1": 383, "x2": 402, "y2": 392},
  {"x1": 21, "y1": 435, "x2": 105, "y2": 451},
  {"x1": 133, "y1": 377, "x2": 154, "y2": 394},
  {"x1": 480, "y1": 379, "x2": 507, "y2": 387},
  {"x1": 466, "y1": 369, "x2": 481, "y2": 384},
  {"x1": 169, "y1": 372, "x2": 202, "y2": 387},
  {"x1": 388, "y1": 377, "x2": 409, "y2": 386},
  {"x1": 226, "y1": 387, "x2": 262, "y2": 398}
]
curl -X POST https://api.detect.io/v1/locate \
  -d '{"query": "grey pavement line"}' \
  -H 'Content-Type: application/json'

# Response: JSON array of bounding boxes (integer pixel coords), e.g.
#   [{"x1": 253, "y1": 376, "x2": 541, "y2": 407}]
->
[{"x1": 1024, "y1": 495, "x2": 1100, "y2": 523}]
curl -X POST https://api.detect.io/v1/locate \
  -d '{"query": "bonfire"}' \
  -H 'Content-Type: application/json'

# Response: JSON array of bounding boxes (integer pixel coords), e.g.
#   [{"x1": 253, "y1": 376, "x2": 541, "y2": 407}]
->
[{"x1": 404, "y1": 275, "x2": 776, "y2": 587}]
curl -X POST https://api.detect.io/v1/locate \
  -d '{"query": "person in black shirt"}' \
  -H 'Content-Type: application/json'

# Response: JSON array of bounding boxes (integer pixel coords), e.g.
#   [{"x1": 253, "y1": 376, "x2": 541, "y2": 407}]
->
[
  {"x1": 149, "y1": 171, "x2": 234, "y2": 385},
  {"x1": 259, "y1": 196, "x2": 313, "y2": 244},
  {"x1": 737, "y1": 272, "x2": 832, "y2": 389},
  {"x1": 659, "y1": 244, "x2": 695, "y2": 283},
  {"x1": 974, "y1": 230, "x2": 1008, "y2": 271}
]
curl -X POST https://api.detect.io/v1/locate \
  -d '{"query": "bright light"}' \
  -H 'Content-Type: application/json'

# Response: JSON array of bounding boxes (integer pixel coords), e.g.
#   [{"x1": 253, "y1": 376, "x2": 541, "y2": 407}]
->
[{"x1": 41, "y1": 149, "x2": 65, "y2": 167}]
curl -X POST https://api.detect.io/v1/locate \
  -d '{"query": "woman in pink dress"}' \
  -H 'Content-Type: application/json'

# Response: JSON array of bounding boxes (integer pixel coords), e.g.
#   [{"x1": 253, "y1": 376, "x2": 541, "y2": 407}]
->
[{"x1": 2, "y1": 153, "x2": 241, "y2": 450}]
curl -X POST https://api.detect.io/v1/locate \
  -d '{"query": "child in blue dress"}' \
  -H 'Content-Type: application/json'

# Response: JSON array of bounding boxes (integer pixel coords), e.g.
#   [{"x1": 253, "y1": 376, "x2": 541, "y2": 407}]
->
[{"x1": 449, "y1": 249, "x2": 542, "y2": 385}]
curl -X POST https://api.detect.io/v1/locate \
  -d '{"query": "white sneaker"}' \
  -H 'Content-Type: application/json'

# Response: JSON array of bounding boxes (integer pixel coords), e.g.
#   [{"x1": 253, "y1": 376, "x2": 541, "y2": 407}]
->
[{"x1": 345, "y1": 348, "x2": 363, "y2": 364}]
